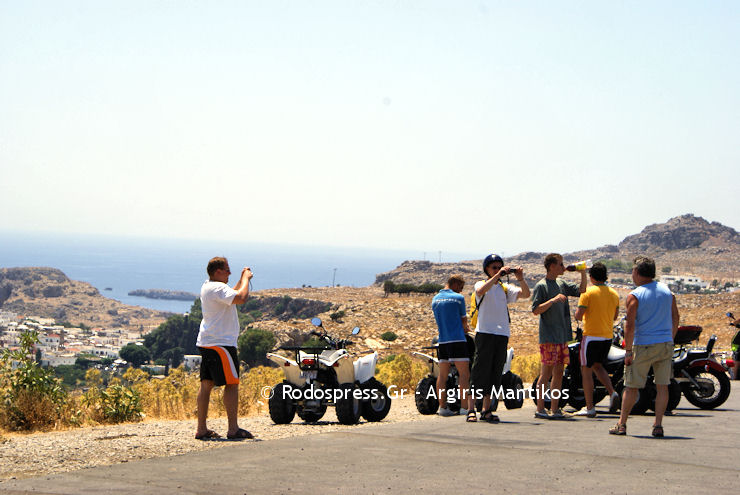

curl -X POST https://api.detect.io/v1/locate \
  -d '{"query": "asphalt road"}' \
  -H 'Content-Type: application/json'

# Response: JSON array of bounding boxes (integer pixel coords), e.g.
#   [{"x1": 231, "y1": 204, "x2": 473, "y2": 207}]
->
[{"x1": 2, "y1": 387, "x2": 739, "y2": 494}]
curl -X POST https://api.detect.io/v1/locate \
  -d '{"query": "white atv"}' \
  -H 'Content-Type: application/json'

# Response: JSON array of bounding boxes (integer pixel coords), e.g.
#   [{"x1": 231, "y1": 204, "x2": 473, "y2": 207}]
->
[
  {"x1": 266, "y1": 317, "x2": 391, "y2": 425},
  {"x1": 412, "y1": 335, "x2": 525, "y2": 414}
]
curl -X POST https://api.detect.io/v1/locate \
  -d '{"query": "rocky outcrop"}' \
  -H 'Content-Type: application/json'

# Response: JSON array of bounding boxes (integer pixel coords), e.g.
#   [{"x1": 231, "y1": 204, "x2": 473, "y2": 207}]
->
[
  {"x1": 128, "y1": 289, "x2": 198, "y2": 301},
  {"x1": 619, "y1": 214, "x2": 738, "y2": 252},
  {"x1": 0, "y1": 267, "x2": 168, "y2": 332},
  {"x1": 375, "y1": 215, "x2": 740, "y2": 285}
]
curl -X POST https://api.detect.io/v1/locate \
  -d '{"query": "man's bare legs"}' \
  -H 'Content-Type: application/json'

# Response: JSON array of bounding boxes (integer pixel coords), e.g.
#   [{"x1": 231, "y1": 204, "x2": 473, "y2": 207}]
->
[{"x1": 196, "y1": 379, "x2": 214, "y2": 437}]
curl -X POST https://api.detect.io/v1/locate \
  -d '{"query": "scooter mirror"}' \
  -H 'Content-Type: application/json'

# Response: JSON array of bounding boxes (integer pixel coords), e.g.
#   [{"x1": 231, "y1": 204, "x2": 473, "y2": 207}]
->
[
  {"x1": 352, "y1": 326, "x2": 360, "y2": 335},
  {"x1": 311, "y1": 317, "x2": 323, "y2": 327}
]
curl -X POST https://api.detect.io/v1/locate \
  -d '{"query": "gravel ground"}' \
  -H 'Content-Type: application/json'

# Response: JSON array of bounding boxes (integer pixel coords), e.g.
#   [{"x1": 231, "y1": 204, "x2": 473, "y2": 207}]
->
[{"x1": 0, "y1": 396, "x2": 436, "y2": 482}]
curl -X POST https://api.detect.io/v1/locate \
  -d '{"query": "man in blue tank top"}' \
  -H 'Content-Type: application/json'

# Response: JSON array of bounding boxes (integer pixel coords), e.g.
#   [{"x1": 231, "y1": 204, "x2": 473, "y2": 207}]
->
[{"x1": 609, "y1": 256, "x2": 679, "y2": 438}]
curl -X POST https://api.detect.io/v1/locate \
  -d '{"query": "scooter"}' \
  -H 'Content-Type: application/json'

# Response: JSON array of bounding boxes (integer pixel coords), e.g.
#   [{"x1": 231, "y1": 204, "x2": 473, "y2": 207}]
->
[
  {"x1": 266, "y1": 317, "x2": 391, "y2": 425},
  {"x1": 671, "y1": 322, "x2": 731, "y2": 409},
  {"x1": 412, "y1": 334, "x2": 524, "y2": 415}
]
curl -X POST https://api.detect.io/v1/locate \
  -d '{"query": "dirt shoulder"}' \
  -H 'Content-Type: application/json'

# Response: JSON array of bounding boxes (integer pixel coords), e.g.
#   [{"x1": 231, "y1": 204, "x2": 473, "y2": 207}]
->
[{"x1": 0, "y1": 395, "x2": 433, "y2": 482}]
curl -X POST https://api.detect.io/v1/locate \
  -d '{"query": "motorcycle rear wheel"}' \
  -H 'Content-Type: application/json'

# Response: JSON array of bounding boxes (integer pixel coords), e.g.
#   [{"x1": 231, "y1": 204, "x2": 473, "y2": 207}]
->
[
  {"x1": 614, "y1": 380, "x2": 650, "y2": 415},
  {"x1": 681, "y1": 366, "x2": 731, "y2": 410}
]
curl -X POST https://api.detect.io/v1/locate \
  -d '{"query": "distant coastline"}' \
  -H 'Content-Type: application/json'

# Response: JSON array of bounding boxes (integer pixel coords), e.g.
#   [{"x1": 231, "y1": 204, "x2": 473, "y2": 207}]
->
[{"x1": 127, "y1": 289, "x2": 198, "y2": 301}]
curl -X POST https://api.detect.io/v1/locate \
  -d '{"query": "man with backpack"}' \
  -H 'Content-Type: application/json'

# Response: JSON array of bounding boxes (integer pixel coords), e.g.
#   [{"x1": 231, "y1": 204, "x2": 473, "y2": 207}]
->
[{"x1": 471, "y1": 254, "x2": 530, "y2": 423}]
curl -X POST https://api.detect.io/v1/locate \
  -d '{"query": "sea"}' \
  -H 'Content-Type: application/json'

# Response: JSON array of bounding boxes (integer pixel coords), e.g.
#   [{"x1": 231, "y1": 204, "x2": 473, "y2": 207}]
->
[{"x1": 0, "y1": 231, "x2": 475, "y2": 315}]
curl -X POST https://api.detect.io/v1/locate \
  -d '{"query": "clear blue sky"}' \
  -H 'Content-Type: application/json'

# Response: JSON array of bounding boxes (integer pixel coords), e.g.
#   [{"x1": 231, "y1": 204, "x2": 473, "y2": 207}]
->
[{"x1": 1, "y1": 1, "x2": 738, "y2": 258}]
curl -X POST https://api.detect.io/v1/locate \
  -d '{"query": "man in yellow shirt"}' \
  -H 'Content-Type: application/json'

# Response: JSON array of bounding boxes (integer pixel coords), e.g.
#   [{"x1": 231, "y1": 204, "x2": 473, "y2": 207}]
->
[{"x1": 574, "y1": 262, "x2": 620, "y2": 417}]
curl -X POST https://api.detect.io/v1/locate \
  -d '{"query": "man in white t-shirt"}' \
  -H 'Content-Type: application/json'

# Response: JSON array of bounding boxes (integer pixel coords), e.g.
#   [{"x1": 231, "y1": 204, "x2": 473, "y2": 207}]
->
[
  {"x1": 471, "y1": 254, "x2": 530, "y2": 422},
  {"x1": 195, "y1": 256, "x2": 253, "y2": 441}
]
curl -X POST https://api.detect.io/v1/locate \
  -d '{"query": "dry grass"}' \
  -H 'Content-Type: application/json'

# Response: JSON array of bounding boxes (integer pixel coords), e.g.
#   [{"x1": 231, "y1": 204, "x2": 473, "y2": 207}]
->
[
  {"x1": 123, "y1": 366, "x2": 283, "y2": 421},
  {"x1": 375, "y1": 354, "x2": 428, "y2": 394},
  {"x1": 511, "y1": 353, "x2": 541, "y2": 383}
]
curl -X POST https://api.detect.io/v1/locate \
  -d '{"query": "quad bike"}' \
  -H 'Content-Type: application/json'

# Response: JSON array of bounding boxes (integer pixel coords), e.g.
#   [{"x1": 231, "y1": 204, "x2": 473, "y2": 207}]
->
[
  {"x1": 412, "y1": 334, "x2": 525, "y2": 415},
  {"x1": 266, "y1": 317, "x2": 391, "y2": 425}
]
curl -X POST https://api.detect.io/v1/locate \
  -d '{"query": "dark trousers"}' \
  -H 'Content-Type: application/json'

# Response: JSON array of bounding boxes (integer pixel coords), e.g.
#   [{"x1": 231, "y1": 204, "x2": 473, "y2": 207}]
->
[{"x1": 472, "y1": 333, "x2": 509, "y2": 411}]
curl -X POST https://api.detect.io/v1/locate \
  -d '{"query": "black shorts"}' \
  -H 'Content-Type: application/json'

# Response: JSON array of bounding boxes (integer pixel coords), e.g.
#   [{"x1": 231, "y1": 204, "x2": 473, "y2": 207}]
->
[
  {"x1": 438, "y1": 341, "x2": 470, "y2": 362},
  {"x1": 198, "y1": 346, "x2": 240, "y2": 386},
  {"x1": 580, "y1": 337, "x2": 611, "y2": 368}
]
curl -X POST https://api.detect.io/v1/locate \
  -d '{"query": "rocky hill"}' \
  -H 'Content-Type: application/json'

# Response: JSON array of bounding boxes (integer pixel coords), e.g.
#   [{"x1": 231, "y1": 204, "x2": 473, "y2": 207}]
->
[
  {"x1": 0, "y1": 267, "x2": 167, "y2": 332},
  {"x1": 375, "y1": 214, "x2": 740, "y2": 286},
  {"x1": 250, "y1": 286, "x2": 740, "y2": 360}
]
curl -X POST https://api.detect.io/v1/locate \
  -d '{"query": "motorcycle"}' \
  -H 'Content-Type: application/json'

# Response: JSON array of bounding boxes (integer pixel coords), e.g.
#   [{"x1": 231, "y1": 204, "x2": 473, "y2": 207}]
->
[
  {"x1": 671, "y1": 322, "x2": 731, "y2": 410},
  {"x1": 266, "y1": 317, "x2": 391, "y2": 425},
  {"x1": 412, "y1": 334, "x2": 524, "y2": 415}
]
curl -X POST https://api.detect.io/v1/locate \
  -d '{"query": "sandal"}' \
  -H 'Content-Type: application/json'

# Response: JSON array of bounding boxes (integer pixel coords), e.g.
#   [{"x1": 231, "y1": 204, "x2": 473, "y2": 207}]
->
[
  {"x1": 466, "y1": 410, "x2": 478, "y2": 422},
  {"x1": 608, "y1": 423, "x2": 626, "y2": 436},
  {"x1": 652, "y1": 425, "x2": 664, "y2": 438},
  {"x1": 227, "y1": 428, "x2": 254, "y2": 440},
  {"x1": 480, "y1": 410, "x2": 500, "y2": 423},
  {"x1": 195, "y1": 429, "x2": 221, "y2": 440}
]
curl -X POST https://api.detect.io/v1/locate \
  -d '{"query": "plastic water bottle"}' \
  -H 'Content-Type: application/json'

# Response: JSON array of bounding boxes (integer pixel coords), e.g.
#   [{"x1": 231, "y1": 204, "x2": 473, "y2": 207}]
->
[{"x1": 566, "y1": 259, "x2": 591, "y2": 272}]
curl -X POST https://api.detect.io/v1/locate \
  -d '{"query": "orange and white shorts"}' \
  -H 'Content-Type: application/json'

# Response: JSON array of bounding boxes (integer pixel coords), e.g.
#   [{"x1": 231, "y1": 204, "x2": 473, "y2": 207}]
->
[{"x1": 198, "y1": 346, "x2": 240, "y2": 386}]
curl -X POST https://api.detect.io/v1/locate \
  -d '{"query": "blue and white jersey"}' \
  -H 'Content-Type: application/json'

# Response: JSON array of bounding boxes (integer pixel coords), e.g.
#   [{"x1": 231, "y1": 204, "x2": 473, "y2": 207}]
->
[{"x1": 432, "y1": 288, "x2": 467, "y2": 344}]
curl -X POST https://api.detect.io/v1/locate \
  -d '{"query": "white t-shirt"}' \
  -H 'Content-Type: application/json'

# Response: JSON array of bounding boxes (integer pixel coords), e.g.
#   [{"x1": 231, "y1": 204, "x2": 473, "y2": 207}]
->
[
  {"x1": 196, "y1": 280, "x2": 240, "y2": 347},
  {"x1": 473, "y1": 281, "x2": 521, "y2": 337}
]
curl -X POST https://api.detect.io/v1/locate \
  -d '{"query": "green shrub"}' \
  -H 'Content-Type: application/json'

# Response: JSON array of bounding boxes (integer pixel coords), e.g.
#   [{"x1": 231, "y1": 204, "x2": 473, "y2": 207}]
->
[
  {"x1": 382, "y1": 280, "x2": 443, "y2": 296},
  {"x1": 330, "y1": 310, "x2": 346, "y2": 321},
  {"x1": 237, "y1": 328, "x2": 277, "y2": 367},
  {"x1": 378, "y1": 354, "x2": 397, "y2": 365},
  {"x1": 119, "y1": 343, "x2": 151, "y2": 367},
  {"x1": 84, "y1": 382, "x2": 143, "y2": 423},
  {"x1": 381, "y1": 331, "x2": 398, "y2": 342},
  {"x1": 0, "y1": 329, "x2": 68, "y2": 431}
]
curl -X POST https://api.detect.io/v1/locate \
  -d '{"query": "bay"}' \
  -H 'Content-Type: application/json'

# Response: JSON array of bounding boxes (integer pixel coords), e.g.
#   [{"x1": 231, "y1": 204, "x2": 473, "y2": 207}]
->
[{"x1": 0, "y1": 231, "x2": 474, "y2": 314}]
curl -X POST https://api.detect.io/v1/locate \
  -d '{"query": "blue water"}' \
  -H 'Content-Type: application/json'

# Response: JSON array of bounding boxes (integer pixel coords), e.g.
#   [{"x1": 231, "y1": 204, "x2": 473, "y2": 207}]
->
[{"x1": 0, "y1": 231, "x2": 475, "y2": 314}]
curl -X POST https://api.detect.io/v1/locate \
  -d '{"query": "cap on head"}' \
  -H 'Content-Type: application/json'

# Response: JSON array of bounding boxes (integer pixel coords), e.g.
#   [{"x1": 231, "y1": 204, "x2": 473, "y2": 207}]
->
[{"x1": 483, "y1": 254, "x2": 504, "y2": 275}]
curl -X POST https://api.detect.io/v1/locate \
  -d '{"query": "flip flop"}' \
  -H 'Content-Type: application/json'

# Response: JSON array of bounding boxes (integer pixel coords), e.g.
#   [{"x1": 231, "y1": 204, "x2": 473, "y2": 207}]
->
[
  {"x1": 195, "y1": 430, "x2": 221, "y2": 440},
  {"x1": 227, "y1": 428, "x2": 254, "y2": 440}
]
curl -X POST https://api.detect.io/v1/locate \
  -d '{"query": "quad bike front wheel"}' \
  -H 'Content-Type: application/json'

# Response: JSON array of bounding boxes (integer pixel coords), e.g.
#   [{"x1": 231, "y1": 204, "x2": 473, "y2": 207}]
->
[
  {"x1": 335, "y1": 383, "x2": 362, "y2": 425},
  {"x1": 361, "y1": 378, "x2": 392, "y2": 422},
  {"x1": 268, "y1": 381, "x2": 296, "y2": 424},
  {"x1": 503, "y1": 373, "x2": 524, "y2": 410},
  {"x1": 415, "y1": 376, "x2": 439, "y2": 415}
]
